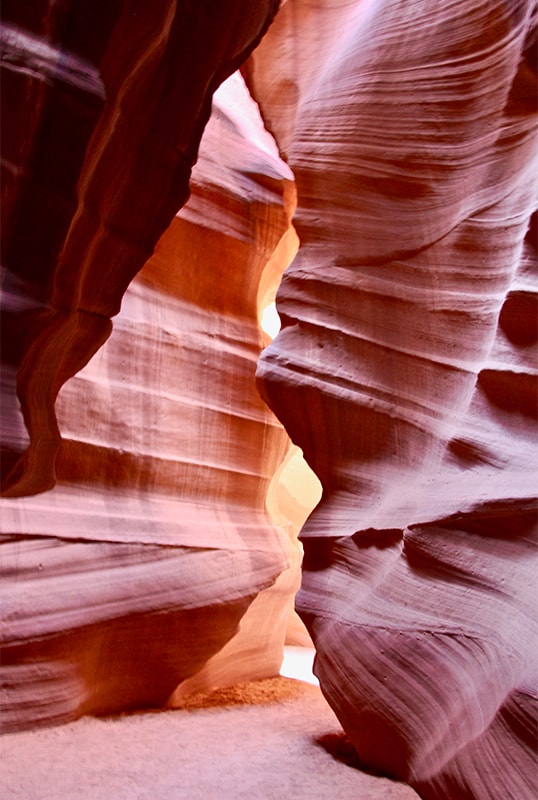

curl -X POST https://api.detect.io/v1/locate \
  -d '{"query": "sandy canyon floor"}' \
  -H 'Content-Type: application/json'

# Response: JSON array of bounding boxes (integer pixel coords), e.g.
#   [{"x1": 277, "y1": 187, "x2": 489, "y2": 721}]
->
[{"x1": 2, "y1": 666, "x2": 419, "y2": 800}]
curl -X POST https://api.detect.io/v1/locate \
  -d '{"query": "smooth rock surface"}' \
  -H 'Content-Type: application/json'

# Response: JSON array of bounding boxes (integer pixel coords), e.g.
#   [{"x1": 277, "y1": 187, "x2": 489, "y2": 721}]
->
[
  {"x1": 1, "y1": 0, "x2": 279, "y2": 497},
  {"x1": 248, "y1": 1, "x2": 538, "y2": 798},
  {"x1": 1, "y1": 65, "x2": 311, "y2": 729},
  {"x1": 1, "y1": 2, "x2": 537, "y2": 798}
]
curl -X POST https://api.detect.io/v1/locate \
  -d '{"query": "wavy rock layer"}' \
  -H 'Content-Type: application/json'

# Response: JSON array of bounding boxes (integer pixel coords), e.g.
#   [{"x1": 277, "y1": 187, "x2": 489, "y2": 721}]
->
[
  {"x1": 0, "y1": 42, "x2": 306, "y2": 727},
  {"x1": 0, "y1": 0, "x2": 279, "y2": 497},
  {"x1": 249, "y1": 1, "x2": 538, "y2": 798}
]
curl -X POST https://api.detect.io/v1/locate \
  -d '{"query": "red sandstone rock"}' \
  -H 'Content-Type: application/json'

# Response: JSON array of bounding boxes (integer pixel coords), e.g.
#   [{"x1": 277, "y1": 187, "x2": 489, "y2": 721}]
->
[
  {"x1": 2, "y1": 3, "x2": 537, "y2": 798},
  {"x1": 1, "y1": 0, "x2": 279, "y2": 497},
  {"x1": 0, "y1": 50, "x2": 306, "y2": 726},
  {"x1": 248, "y1": 1, "x2": 538, "y2": 798}
]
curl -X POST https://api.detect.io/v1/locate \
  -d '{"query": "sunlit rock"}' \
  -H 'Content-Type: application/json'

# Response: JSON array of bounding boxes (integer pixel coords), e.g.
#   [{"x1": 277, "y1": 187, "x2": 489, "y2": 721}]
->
[
  {"x1": 1, "y1": 3, "x2": 536, "y2": 798},
  {"x1": 249, "y1": 1, "x2": 538, "y2": 797},
  {"x1": 0, "y1": 39, "x2": 307, "y2": 727}
]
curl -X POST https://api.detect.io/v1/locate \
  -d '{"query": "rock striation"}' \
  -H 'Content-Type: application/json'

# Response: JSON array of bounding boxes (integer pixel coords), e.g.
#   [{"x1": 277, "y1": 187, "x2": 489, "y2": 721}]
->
[
  {"x1": 1, "y1": 0, "x2": 279, "y2": 498},
  {"x1": 1, "y1": 2, "x2": 537, "y2": 798},
  {"x1": 0, "y1": 0, "x2": 309, "y2": 729},
  {"x1": 248, "y1": 1, "x2": 538, "y2": 798}
]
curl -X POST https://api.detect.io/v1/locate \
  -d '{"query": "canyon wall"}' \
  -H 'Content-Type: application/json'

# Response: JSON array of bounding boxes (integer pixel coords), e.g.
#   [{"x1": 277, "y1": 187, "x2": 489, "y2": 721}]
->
[
  {"x1": 247, "y1": 1, "x2": 538, "y2": 799},
  {"x1": 1, "y1": 0, "x2": 278, "y2": 497},
  {"x1": 0, "y1": 1, "x2": 311, "y2": 730},
  {"x1": 1, "y1": 2, "x2": 537, "y2": 799}
]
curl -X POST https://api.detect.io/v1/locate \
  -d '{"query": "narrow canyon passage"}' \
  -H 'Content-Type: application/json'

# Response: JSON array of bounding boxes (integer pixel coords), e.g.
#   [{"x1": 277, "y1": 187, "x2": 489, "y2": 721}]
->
[{"x1": 1, "y1": 3, "x2": 536, "y2": 800}]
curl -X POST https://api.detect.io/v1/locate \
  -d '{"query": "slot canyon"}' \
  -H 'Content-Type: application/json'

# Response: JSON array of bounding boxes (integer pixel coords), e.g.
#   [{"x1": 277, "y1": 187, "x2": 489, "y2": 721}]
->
[{"x1": 1, "y1": 2, "x2": 537, "y2": 799}]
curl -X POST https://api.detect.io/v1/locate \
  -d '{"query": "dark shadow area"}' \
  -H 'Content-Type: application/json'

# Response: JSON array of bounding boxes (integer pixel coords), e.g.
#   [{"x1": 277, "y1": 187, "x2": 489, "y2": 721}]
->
[
  {"x1": 351, "y1": 528, "x2": 402, "y2": 549},
  {"x1": 314, "y1": 732, "x2": 386, "y2": 776}
]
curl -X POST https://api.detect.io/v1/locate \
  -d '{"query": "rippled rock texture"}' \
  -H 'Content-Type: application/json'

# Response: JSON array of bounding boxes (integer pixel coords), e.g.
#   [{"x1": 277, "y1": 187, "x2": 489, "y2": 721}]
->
[
  {"x1": 1, "y1": 0, "x2": 279, "y2": 496},
  {"x1": 1, "y1": 2, "x2": 537, "y2": 798},
  {"x1": 0, "y1": 1, "x2": 307, "y2": 730},
  {"x1": 248, "y1": 1, "x2": 537, "y2": 799}
]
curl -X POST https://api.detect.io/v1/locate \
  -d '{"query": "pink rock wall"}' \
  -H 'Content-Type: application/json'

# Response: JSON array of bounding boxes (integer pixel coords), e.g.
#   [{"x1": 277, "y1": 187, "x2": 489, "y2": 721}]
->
[
  {"x1": 1, "y1": 2, "x2": 537, "y2": 798},
  {"x1": 0, "y1": 2, "x2": 307, "y2": 731},
  {"x1": 247, "y1": 1, "x2": 537, "y2": 798},
  {"x1": 1, "y1": 0, "x2": 279, "y2": 497}
]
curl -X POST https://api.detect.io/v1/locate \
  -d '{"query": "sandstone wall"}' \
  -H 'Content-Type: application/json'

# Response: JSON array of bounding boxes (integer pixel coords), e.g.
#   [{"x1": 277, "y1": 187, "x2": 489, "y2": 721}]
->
[
  {"x1": 247, "y1": 1, "x2": 538, "y2": 798},
  {"x1": 0, "y1": 2, "x2": 308, "y2": 730},
  {"x1": 1, "y1": 2, "x2": 537, "y2": 798}
]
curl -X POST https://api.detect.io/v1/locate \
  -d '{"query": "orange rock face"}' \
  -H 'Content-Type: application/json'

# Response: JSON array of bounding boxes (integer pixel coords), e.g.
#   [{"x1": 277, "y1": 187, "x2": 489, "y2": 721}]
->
[
  {"x1": 248, "y1": 1, "x2": 537, "y2": 798},
  {"x1": 1, "y1": 0, "x2": 279, "y2": 497},
  {"x1": 1, "y1": 2, "x2": 537, "y2": 799},
  {"x1": 0, "y1": 2, "x2": 304, "y2": 730}
]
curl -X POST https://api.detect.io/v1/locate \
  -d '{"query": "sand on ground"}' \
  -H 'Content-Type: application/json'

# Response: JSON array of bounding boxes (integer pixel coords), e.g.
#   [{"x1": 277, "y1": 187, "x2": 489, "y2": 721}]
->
[{"x1": 1, "y1": 676, "x2": 419, "y2": 800}]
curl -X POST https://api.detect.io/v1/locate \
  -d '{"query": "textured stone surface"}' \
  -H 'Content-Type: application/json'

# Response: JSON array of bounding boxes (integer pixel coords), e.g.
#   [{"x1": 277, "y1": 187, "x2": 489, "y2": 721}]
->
[
  {"x1": 1, "y1": 2, "x2": 537, "y2": 798},
  {"x1": 0, "y1": 6, "x2": 306, "y2": 728},
  {"x1": 1, "y1": 0, "x2": 279, "y2": 497},
  {"x1": 248, "y1": 1, "x2": 538, "y2": 798}
]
